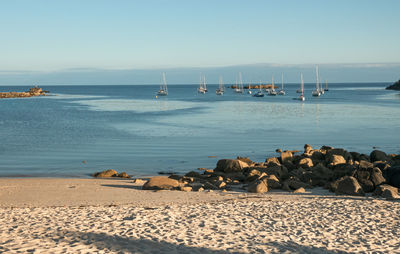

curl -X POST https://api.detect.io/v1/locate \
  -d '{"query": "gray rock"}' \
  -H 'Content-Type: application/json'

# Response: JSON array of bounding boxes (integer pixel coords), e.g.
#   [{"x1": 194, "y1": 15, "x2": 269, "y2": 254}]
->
[
  {"x1": 248, "y1": 178, "x2": 268, "y2": 193},
  {"x1": 142, "y1": 177, "x2": 180, "y2": 190},
  {"x1": 215, "y1": 159, "x2": 248, "y2": 173},
  {"x1": 93, "y1": 169, "x2": 118, "y2": 178},
  {"x1": 374, "y1": 184, "x2": 399, "y2": 200},
  {"x1": 370, "y1": 150, "x2": 388, "y2": 162},
  {"x1": 335, "y1": 176, "x2": 364, "y2": 196},
  {"x1": 370, "y1": 167, "x2": 386, "y2": 186}
]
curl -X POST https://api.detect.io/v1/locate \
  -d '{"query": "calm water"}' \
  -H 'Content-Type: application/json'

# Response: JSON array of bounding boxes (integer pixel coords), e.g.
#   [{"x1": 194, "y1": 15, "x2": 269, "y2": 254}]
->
[{"x1": 1, "y1": 83, "x2": 399, "y2": 177}]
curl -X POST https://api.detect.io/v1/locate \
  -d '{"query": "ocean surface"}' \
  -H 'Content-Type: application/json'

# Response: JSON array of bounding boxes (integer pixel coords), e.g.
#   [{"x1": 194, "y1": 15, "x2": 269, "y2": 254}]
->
[{"x1": 1, "y1": 83, "x2": 399, "y2": 177}]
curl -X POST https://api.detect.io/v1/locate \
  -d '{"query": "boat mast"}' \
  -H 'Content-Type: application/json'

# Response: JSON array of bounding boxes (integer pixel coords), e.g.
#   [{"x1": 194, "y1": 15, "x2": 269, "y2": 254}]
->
[
  {"x1": 162, "y1": 72, "x2": 167, "y2": 91},
  {"x1": 239, "y1": 72, "x2": 243, "y2": 91},
  {"x1": 316, "y1": 65, "x2": 319, "y2": 92},
  {"x1": 301, "y1": 73, "x2": 304, "y2": 96},
  {"x1": 271, "y1": 75, "x2": 274, "y2": 91},
  {"x1": 281, "y1": 73, "x2": 284, "y2": 90}
]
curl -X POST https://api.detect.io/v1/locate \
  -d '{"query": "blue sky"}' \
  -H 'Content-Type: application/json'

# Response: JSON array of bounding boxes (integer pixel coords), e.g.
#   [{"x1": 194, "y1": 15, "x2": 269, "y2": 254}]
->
[{"x1": 0, "y1": 0, "x2": 399, "y2": 83}]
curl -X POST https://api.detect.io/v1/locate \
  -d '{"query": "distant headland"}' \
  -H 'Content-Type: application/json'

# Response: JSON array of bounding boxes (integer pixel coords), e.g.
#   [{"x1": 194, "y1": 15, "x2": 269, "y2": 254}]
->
[
  {"x1": 0, "y1": 86, "x2": 49, "y2": 99},
  {"x1": 386, "y1": 80, "x2": 400, "y2": 91}
]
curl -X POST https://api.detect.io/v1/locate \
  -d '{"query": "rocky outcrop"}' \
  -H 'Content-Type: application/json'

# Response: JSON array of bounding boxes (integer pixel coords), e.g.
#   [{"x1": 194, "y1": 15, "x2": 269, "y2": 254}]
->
[
  {"x1": 134, "y1": 145, "x2": 400, "y2": 198},
  {"x1": 0, "y1": 86, "x2": 49, "y2": 99},
  {"x1": 142, "y1": 177, "x2": 180, "y2": 190},
  {"x1": 385, "y1": 80, "x2": 400, "y2": 91}
]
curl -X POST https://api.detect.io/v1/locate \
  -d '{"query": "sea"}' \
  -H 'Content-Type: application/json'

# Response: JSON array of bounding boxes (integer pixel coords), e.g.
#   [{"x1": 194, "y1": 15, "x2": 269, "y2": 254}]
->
[{"x1": 0, "y1": 83, "x2": 399, "y2": 177}]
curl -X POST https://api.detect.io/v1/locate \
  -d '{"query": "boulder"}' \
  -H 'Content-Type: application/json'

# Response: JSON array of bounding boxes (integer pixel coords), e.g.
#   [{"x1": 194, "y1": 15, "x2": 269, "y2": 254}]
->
[
  {"x1": 299, "y1": 158, "x2": 313, "y2": 168},
  {"x1": 142, "y1": 177, "x2": 180, "y2": 190},
  {"x1": 320, "y1": 146, "x2": 334, "y2": 153},
  {"x1": 179, "y1": 186, "x2": 192, "y2": 192},
  {"x1": 280, "y1": 151, "x2": 293, "y2": 163},
  {"x1": 118, "y1": 172, "x2": 130, "y2": 178},
  {"x1": 335, "y1": 176, "x2": 364, "y2": 196},
  {"x1": 93, "y1": 169, "x2": 118, "y2": 178},
  {"x1": 332, "y1": 164, "x2": 355, "y2": 179},
  {"x1": 262, "y1": 165, "x2": 288, "y2": 180},
  {"x1": 293, "y1": 187, "x2": 306, "y2": 193},
  {"x1": 265, "y1": 174, "x2": 281, "y2": 189},
  {"x1": 370, "y1": 167, "x2": 385, "y2": 186},
  {"x1": 370, "y1": 150, "x2": 388, "y2": 162},
  {"x1": 248, "y1": 178, "x2": 268, "y2": 193},
  {"x1": 358, "y1": 178, "x2": 375, "y2": 193},
  {"x1": 359, "y1": 160, "x2": 374, "y2": 170},
  {"x1": 245, "y1": 169, "x2": 262, "y2": 183},
  {"x1": 215, "y1": 159, "x2": 248, "y2": 173},
  {"x1": 237, "y1": 156, "x2": 253, "y2": 165},
  {"x1": 374, "y1": 184, "x2": 399, "y2": 200},
  {"x1": 387, "y1": 166, "x2": 400, "y2": 188},
  {"x1": 265, "y1": 157, "x2": 281, "y2": 166},
  {"x1": 311, "y1": 151, "x2": 325, "y2": 164},
  {"x1": 328, "y1": 155, "x2": 346, "y2": 166},
  {"x1": 326, "y1": 148, "x2": 352, "y2": 162},
  {"x1": 304, "y1": 144, "x2": 313, "y2": 155}
]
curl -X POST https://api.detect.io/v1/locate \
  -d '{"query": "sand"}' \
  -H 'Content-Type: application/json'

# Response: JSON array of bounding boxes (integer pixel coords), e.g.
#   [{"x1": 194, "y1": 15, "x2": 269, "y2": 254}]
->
[{"x1": 1, "y1": 178, "x2": 400, "y2": 253}]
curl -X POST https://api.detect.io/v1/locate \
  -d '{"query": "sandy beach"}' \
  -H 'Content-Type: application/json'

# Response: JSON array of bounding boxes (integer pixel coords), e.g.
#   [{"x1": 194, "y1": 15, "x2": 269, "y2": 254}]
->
[{"x1": 1, "y1": 178, "x2": 399, "y2": 253}]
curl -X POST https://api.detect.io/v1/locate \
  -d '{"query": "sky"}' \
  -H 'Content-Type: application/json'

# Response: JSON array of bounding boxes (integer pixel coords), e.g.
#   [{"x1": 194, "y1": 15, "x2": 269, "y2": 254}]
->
[{"x1": 0, "y1": 0, "x2": 399, "y2": 84}]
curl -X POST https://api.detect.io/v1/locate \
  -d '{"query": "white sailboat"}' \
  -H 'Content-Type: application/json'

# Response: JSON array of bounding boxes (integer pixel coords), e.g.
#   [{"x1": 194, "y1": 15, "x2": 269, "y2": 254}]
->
[
  {"x1": 247, "y1": 82, "x2": 252, "y2": 94},
  {"x1": 268, "y1": 75, "x2": 277, "y2": 96},
  {"x1": 216, "y1": 76, "x2": 224, "y2": 95},
  {"x1": 278, "y1": 73, "x2": 285, "y2": 95},
  {"x1": 296, "y1": 73, "x2": 305, "y2": 101},
  {"x1": 197, "y1": 75, "x2": 207, "y2": 94},
  {"x1": 312, "y1": 65, "x2": 321, "y2": 97},
  {"x1": 234, "y1": 72, "x2": 244, "y2": 93},
  {"x1": 157, "y1": 72, "x2": 168, "y2": 96}
]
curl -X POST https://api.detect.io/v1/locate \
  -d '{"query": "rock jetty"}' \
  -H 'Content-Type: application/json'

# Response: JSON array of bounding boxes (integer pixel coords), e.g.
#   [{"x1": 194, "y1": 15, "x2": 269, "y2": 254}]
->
[
  {"x1": 386, "y1": 80, "x2": 400, "y2": 91},
  {"x1": 0, "y1": 86, "x2": 49, "y2": 99},
  {"x1": 141, "y1": 144, "x2": 400, "y2": 200}
]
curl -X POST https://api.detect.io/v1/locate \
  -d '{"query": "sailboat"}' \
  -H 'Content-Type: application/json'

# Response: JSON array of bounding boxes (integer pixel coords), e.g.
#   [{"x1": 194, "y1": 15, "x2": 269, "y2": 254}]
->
[
  {"x1": 268, "y1": 75, "x2": 277, "y2": 96},
  {"x1": 234, "y1": 72, "x2": 244, "y2": 93},
  {"x1": 197, "y1": 75, "x2": 207, "y2": 94},
  {"x1": 157, "y1": 72, "x2": 168, "y2": 96},
  {"x1": 253, "y1": 81, "x2": 265, "y2": 97},
  {"x1": 324, "y1": 80, "x2": 329, "y2": 91},
  {"x1": 278, "y1": 73, "x2": 285, "y2": 95},
  {"x1": 295, "y1": 73, "x2": 305, "y2": 101},
  {"x1": 247, "y1": 82, "x2": 252, "y2": 94},
  {"x1": 319, "y1": 75, "x2": 324, "y2": 95},
  {"x1": 312, "y1": 65, "x2": 321, "y2": 97},
  {"x1": 216, "y1": 76, "x2": 224, "y2": 95}
]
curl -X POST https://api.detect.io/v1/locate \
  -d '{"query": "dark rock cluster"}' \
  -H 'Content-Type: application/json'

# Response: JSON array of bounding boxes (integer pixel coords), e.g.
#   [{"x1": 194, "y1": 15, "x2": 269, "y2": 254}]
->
[
  {"x1": 141, "y1": 144, "x2": 400, "y2": 200},
  {"x1": 386, "y1": 80, "x2": 400, "y2": 91}
]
